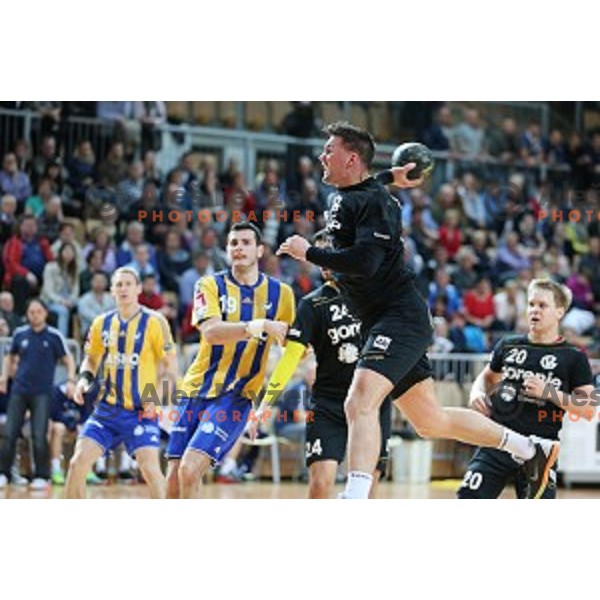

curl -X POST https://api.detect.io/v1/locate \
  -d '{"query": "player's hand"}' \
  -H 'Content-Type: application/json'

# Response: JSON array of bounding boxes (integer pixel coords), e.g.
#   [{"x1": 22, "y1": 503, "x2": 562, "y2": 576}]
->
[
  {"x1": 390, "y1": 163, "x2": 424, "y2": 188},
  {"x1": 276, "y1": 235, "x2": 310, "y2": 261},
  {"x1": 264, "y1": 320, "x2": 288, "y2": 345},
  {"x1": 469, "y1": 391, "x2": 491, "y2": 416},
  {"x1": 73, "y1": 382, "x2": 86, "y2": 406},
  {"x1": 246, "y1": 413, "x2": 261, "y2": 441},
  {"x1": 142, "y1": 401, "x2": 160, "y2": 421},
  {"x1": 522, "y1": 376, "x2": 546, "y2": 400}
]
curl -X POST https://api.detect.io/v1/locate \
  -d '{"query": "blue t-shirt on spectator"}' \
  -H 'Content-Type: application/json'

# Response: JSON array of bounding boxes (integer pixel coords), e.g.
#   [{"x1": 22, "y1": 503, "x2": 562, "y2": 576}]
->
[{"x1": 9, "y1": 325, "x2": 68, "y2": 395}]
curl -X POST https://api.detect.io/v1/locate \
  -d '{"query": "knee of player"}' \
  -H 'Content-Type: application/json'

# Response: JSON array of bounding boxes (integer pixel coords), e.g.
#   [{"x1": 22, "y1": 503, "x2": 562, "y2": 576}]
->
[
  {"x1": 178, "y1": 460, "x2": 199, "y2": 486},
  {"x1": 166, "y1": 461, "x2": 180, "y2": 483},
  {"x1": 68, "y1": 451, "x2": 88, "y2": 473},
  {"x1": 344, "y1": 395, "x2": 378, "y2": 421},
  {"x1": 136, "y1": 454, "x2": 159, "y2": 476}
]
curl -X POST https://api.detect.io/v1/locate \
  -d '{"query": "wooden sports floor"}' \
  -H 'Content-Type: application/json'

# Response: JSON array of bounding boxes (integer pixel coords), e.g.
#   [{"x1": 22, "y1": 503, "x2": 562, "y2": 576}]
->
[{"x1": 2, "y1": 481, "x2": 598, "y2": 499}]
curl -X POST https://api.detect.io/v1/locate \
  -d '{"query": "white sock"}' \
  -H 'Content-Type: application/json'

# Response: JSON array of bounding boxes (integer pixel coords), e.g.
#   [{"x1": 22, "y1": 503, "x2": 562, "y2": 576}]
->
[
  {"x1": 498, "y1": 429, "x2": 534, "y2": 460},
  {"x1": 96, "y1": 456, "x2": 107, "y2": 473},
  {"x1": 51, "y1": 458, "x2": 62, "y2": 474},
  {"x1": 343, "y1": 471, "x2": 373, "y2": 499},
  {"x1": 219, "y1": 457, "x2": 237, "y2": 476},
  {"x1": 119, "y1": 452, "x2": 132, "y2": 472}
]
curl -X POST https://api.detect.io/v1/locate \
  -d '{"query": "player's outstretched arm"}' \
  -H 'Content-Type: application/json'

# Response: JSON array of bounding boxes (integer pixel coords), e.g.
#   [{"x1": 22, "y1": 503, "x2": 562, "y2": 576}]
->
[
  {"x1": 277, "y1": 235, "x2": 385, "y2": 276},
  {"x1": 375, "y1": 163, "x2": 424, "y2": 188}
]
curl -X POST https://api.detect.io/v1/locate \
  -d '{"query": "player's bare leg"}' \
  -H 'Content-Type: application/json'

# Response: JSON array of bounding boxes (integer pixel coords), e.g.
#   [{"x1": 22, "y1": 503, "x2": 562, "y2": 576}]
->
[
  {"x1": 308, "y1": 460, "x2": 338, "y2": 498},
  {"x1": 50, "y1": 421, "x2": 67, "y2": 465},
  {"x1": 342, "y1": 368, "x2": 392, "y2": 498},
  {"x1": 166, "y1": 459, "x2": 180, "y2": 499},
  {"x1": 64, "y1": 437, "x2": 104, "y2": 498},
  {"x1": 179, "y1": 449, "x2": 212, "y2": 499},
  {"x1": 395, "y1": 378, "x2": 535, "y2": 457},
  {"x1": 135, "y1": 447, "x2": 166, "y2": 499},
  {"x1": 369, "y1": 470, "x2": 383, "y2": 499}
]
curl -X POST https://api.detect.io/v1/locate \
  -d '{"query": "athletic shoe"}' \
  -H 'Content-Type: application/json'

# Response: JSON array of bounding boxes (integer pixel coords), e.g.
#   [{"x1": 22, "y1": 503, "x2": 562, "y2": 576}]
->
[
  {"x1": 236, "y1": 465, "x2": 256, "y2": 482},
  {"x1": 29, "y1": 478, "x2": 49, "y2": 491},
  {"x1": 86, "y1": 472, "x2": 105, "y2": 485},
  {"x1": 51, "y1": 471, "x2": 66, "y2": 486},
  {"x1": 117, "y1": 470, "x2": 135, "y2": 484},
  {"x1": 521, "y1": 436, "x2": 560, "y2": 499},
  {"x1": 0, "y1": 474, "x2": 7, "y2": 489},
  {"x1": 11, "y1": 466, "x2": 29, "y2": 487}
]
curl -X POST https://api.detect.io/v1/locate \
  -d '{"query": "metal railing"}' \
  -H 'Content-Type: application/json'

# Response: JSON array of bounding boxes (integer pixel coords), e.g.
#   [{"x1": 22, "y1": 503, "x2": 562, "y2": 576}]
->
[{"x1": 0, "y1": 106, "x2": 576, "y2": 198}]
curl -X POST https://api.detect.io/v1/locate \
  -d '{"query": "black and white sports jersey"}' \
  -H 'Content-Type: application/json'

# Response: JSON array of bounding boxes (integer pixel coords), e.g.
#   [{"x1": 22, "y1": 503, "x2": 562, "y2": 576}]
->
[
  {"x1": 325, "y1": 177, "x2": 414, "y2": 323},
  {"x1": 287, "y1": 283, "x2": 361, "y2": 402},
  {"x1": 488, "y1": 335, "x2": 593, "y2": 439}
]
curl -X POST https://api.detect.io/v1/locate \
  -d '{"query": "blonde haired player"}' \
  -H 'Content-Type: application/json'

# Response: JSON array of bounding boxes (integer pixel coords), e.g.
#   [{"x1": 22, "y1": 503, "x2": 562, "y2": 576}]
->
[
  {"x1": 65, "y1": 267, "x2": 179, "y2": 499},
  {"x1": 459, "y1": 279, "x2": 595, "y2": 499}
]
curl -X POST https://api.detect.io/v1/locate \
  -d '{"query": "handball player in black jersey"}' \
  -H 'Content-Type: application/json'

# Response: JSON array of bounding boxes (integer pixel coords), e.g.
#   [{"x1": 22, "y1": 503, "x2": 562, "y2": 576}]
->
[
  {"x1": 458, "y1": 279, "x2": 595, "y2": 499},
  {"x1": 250, "y1": 230, "x2": 392, "y2": 498},
  {"x1": 278, "y1": 121, "x2": 564, "y2": 499}
]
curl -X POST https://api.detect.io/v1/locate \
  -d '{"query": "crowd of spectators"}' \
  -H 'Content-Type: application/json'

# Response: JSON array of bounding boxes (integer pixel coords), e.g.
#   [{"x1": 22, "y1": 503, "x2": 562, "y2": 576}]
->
[{"x1": 1, "y1": 101, "x2": 599, "y2": 362}]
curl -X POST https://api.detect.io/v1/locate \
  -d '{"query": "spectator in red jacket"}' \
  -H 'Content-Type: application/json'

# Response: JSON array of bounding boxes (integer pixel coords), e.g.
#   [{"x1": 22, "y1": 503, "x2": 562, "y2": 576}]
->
[
  {"x1": 2, "y1": 215, "x2": 53, "y2": 313},
  {"x1": 462, "y1": 277, "x2": 497, "y2": 331}
]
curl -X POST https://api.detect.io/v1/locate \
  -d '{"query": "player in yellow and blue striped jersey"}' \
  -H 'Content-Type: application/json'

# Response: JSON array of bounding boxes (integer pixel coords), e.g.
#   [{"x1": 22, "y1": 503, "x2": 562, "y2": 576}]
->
[
  {"x1": 166, "y1": 222, "x2": 295, "y2": 499},
  {"x1": 64, "y1": 267, "x2": 179, "y2": 499}
]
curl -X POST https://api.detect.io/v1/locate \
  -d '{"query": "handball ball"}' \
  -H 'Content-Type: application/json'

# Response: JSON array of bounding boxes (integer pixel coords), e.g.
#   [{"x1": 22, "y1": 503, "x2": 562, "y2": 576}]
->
[{"x1": 391, "y1": 142, "x2": 434, "y2": 180}]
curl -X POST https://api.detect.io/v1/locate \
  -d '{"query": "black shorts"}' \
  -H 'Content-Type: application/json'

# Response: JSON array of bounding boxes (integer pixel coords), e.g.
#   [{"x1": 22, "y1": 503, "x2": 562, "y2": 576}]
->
[
  {"x1": 358, "y1": 295, "x2": 434, "y2": 398},
  {"x1": 305, "y1": 395, "x2": 392, "y2": 473},
  {"x1": 456, "y1": 447, "x2": 557, "y2": 499}
]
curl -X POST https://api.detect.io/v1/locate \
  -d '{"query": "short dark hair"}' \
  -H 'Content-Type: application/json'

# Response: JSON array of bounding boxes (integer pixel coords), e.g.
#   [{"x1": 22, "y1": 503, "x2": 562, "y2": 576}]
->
[
  {"x1": 26, "y1": 297, "x2": 48, "y2": 314},
  {"x1": 229, "y1": 222, "x2": 262, "y2": 244},
  {"x1": 323, "y1": 121, "x2": 375, "y2": 168}
]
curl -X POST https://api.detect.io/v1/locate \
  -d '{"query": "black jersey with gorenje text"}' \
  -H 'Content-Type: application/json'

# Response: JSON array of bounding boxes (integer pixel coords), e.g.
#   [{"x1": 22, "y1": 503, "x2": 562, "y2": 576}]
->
[
  {"x1": 286, "y1": 283, "x2": 361, "y2": 402},
  {"x1": 325, "y1": 177, "x2": 414, "y2": 323},
  {"x1": 488, "y1": 335, "x2": 593, "y2": 440}
]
